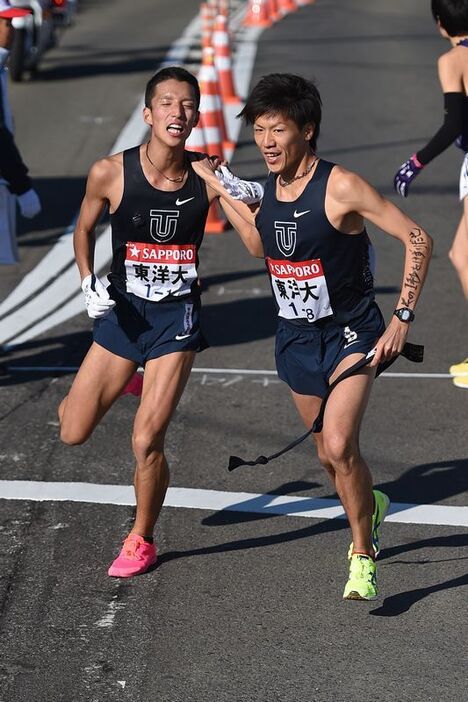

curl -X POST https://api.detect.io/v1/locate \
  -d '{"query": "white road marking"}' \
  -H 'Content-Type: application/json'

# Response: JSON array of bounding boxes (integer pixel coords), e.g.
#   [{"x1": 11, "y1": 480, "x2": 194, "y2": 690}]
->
[
  {"x1": 94, "y1": 595, "x2": 126, "y2": 629},
  {"x1": 5, "y1": 365, "x2": 453, "y2": 379},
  {"x1": 1, "y1": 228, "x2": 112, "y2": 347},
  {"x1": 0, "y1": 481, "x2": 467, "y2": 527}
]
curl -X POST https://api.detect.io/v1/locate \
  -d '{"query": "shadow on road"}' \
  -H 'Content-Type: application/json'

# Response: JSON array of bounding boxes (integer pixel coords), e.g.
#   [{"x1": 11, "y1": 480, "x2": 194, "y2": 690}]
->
[
  {"x1": 201, "y1": 480, "x2": 322, "y2": 526},
  {"x1": 370, "y1": 571, "x2": 468, "y2": 617},
  {"x1": 156, "y1": 515, "x2": 348, "y2": 569},
  {"x1": 172, "y1": 463, "x2": 468, "y2": 616},
  {"x1": 0, "y1": 331, "x2": 92, "y2": 387},
  {"x1": 377, "y1": 458, "x2": 468, "y2": 506}
]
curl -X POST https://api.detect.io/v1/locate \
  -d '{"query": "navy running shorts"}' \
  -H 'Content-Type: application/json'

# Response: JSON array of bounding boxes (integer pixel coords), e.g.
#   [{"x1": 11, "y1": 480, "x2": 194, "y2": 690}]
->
[
  {"x1": 93, "y1": 285, "x2": 208, "y2": 365},
  {"x1": 275, "y1": 302, "x2": 386, "y2": 398}
]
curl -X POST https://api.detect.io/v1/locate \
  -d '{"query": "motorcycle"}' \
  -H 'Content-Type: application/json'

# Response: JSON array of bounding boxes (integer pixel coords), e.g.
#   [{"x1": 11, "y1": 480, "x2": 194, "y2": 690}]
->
[
  {"x1": 8, "y1": 1, "x2": 56, "y2": 82},
  {"x1": 51, "y1": 0, "x2": 77, "y2": 27}
]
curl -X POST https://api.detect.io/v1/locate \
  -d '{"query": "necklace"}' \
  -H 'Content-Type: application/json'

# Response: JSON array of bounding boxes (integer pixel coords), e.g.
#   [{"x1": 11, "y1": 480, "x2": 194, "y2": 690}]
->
[
  {"x1": 279, "y1": 156, "x2": 318, "y2": 187},
  {"x1": 145, "y1": 144, "x2": 186, "y2": 183}
]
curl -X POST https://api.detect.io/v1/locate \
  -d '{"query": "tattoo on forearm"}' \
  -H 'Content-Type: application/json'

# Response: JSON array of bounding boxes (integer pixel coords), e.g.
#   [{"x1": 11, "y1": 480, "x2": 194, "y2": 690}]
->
[{"x1": 400, "y1": 228, "x2": 430, "y2": 307}]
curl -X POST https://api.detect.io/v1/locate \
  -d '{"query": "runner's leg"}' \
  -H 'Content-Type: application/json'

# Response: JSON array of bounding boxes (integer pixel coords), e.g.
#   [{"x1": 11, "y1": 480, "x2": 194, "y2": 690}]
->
[
  {"x1": 58, "y1": 342, "x2": 138, "y2": 445},
  {"x1": 130, "y1": 350, "x2": 196, "y2": 537},
  {"x1": 322, "y1": 353, "x2": 376, "y2": 555},
  {"x1": 291, "y1": 353, "x2": 376, "y2": 555},
  {"x1": 291, "y1": 392, "x2": 337, "y2": 485},
  {"x1": 449, "y1": 201, "x2": 468, "y2": 299}
]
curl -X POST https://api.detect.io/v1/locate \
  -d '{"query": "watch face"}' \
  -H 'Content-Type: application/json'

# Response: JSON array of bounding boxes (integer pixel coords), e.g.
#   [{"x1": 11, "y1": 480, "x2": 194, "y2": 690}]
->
[{"x1": 395, "y1": 308, "x2": 413, "y2": 322}]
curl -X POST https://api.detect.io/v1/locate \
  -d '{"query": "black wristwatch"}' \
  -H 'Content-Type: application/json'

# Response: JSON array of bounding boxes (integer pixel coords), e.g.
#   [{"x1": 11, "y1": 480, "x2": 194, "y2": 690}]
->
[{"x1": 394, "y1": 307, "x2": 415, "y2": 323}]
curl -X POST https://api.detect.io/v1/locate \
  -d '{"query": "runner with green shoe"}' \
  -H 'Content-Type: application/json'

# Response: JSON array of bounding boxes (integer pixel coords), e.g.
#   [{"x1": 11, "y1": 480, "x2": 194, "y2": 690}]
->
[{"x1": 193, "y1": 73, "x2": 432, "y2": 601}]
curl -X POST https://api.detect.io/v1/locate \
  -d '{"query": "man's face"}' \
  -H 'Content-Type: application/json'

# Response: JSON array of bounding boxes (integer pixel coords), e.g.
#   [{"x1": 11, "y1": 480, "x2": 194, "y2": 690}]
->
[
  {"x1": 0, "y1": 17, "x2": 13, "y2": 50},
  {"x1": 253, "y1": 112, "x2": 314, "y2": 174},
  {"x1": 143, "y1": 79, "x2": 199, "y2": 146}
]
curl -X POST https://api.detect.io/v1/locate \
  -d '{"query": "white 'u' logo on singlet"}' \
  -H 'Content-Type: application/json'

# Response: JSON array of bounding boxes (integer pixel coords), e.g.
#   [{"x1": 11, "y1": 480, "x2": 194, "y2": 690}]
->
[
  {"x1": 275, "y1": 221, "x2": 297, "y2": 257},
  {"x1": 150, "y1": 209, "x2": 180, "y2": 242}
]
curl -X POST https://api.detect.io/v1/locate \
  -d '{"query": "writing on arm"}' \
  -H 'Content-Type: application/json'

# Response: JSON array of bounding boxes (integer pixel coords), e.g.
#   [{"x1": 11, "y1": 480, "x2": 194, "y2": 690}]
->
[{"x1": 400, "y1": 227, "x2": 432, "y2": 308}]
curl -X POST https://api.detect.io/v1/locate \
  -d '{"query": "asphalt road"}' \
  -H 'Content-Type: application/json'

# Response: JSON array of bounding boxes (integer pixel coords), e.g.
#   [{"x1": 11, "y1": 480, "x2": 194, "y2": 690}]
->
[{"x1": 0, "y1": 1, "x2": 467, "y2": 701}]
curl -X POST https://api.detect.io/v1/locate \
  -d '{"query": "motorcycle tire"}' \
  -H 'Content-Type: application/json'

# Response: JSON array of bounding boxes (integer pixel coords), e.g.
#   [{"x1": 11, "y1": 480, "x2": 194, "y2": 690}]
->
[{"x1": 9, "y1": 28, "x2": 26, "y2": 82}]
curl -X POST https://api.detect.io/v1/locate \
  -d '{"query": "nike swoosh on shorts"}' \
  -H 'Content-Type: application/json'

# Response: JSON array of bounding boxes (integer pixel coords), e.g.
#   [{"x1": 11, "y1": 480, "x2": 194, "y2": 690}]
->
[{"x1": 175, "y1": 333, "x2": 193, "y2": 340}]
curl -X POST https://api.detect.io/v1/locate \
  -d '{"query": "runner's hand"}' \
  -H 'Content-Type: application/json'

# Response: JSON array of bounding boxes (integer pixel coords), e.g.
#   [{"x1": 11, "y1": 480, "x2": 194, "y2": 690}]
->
[
  {"x1": 81, "y1": 274, "x2": 116, "y2": 319},
  {"x1": 17, "y1": 188, "x2": 41, "y2": 218},
  {"x1": 369, "y1": 316, "x2": 409, "y2": 367},
  {"x1": 393, "y1": 155, "x2": 423, "y2": 197},
  {"x1": 191, "y1": 155, "x2": 223, "y2": 186}
]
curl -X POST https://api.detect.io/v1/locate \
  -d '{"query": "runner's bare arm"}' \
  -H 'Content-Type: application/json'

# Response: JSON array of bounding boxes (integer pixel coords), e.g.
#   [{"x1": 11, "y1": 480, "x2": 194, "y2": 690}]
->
[
  {"x1": 328, "y1": 168, "x2": 433, "y2": 366},
  {"x1": 73, "y1": 157, "x2": 120, "y2": 280},
  {"x1": 438, "y1": 50, "x2": 464, "y2": 92},
  {"x1": 191, "y1": 157, "x2": 264, "y2": 256},
  {"x1": 218, "y1": 197, "x2": 264, "y2": 257}
]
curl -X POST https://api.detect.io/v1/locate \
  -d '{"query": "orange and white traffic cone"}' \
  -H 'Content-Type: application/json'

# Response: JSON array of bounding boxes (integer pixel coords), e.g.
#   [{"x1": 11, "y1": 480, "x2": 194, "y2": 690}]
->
[
  {"x1": 185, "y1": 115, "x2": 228, "y2": 235},
  {"x1": 213, "y1": 12, "x2": 240, "y2": 104},
  {"x1": 201, "y1": 113, "x2": 229, "y2": 234},
  {"x1": 205, "y1": 199, "x2": 229, "y2": 234},
  {"x1": 198, "y1": 45, "x2": 234, "y2": 154},
  {"x1": 243, "y1": 0, "x2": 272, "y2": 27},
  {"x1": 185, "y1": 115, "x2": 207, "y2": 155},
  {"x1": 278, "y1": 0, "x2": 297, "y2": 15},
  {"x1": 269, "y1": 0, "x2": 281, "y2": 22},
  {"x1": 200, "y1": 2, "x2": 215, "y2": 50},
  {"x1": 218, "y1": 0, "x2": 229, "y2": 19}
]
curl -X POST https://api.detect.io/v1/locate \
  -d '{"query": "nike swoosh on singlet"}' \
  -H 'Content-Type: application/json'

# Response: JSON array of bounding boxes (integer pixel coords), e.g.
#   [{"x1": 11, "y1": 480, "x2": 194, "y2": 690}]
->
[
  {"x1": 293, "y1": 209, "x2": 311, "y2": 218},
  {"x1": 175, "y1": 197, "x2": 195, "y2": 206}
]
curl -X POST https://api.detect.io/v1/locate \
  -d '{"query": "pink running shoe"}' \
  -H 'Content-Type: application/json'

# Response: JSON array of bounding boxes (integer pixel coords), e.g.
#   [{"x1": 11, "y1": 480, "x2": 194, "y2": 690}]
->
[
  {"x1": 108, "y1": 534, "x2": 157, "y2": 577},
  {"x1": 121, "y1": 372, "x2": 143, "y2": 397}
]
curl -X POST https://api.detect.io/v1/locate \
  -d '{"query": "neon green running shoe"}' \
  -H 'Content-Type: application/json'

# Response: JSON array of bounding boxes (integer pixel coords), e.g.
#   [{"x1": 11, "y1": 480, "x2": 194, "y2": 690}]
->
[
  {"x1": 343, "y1": 554, "x2": 378, "y2": 600},
  {"x1": 449, "y1": 358, "x2": 468, "y2": 377},
  {"x1": 453, "y1": 376, "x2": 468, "y2": 389},
  {"x1": 348, "y1": 489, "x2": 390, "y2": 559}
]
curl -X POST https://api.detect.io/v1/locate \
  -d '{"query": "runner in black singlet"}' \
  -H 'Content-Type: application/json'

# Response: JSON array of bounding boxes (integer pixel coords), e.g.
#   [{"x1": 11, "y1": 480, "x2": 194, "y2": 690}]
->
[
  {"x1": 393, "y1": 0, "x2": 468, "y2": 386},
  {"x1": 193, "y1": 73, "x2": 433, "y2": 601},
  {"x1": 58, "y1": 67, "x2": 220, "y2": 578}
]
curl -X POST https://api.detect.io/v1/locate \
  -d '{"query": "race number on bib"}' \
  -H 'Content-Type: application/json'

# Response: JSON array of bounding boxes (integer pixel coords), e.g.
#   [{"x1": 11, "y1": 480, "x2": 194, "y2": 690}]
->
[
  {"x1": 125, "y1": 242, "x2": 197, "y2": 300},
  {"x1": 266, "y1": 257, "x2": 333, "y2": 323}
]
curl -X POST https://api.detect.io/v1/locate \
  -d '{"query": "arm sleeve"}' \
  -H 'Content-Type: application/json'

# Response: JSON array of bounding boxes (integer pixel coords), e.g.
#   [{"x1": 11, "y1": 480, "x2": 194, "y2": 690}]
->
[
  {"x1": 0, "y1": 77, "x2": 32, "y2": 195},
  {"x1": 416, "y1": 92, "x2": 464, "y2": 166}
]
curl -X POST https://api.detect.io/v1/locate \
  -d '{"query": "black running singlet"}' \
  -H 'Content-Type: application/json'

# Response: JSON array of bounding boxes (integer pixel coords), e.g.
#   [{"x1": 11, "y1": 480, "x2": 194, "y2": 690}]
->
[
  {"x1": 109, "y1": 146, "x2": 209, "y2": 301},
  {"x1": 255, "y1": 159, "x2": 375, "y2": 326}
]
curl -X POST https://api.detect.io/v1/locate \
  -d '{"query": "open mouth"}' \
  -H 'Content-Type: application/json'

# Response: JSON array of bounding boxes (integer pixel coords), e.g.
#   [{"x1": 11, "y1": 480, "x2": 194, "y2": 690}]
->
[
  {"x1": 263, "y1": 152, "x2": 282, "y2": 165},
  {"x1": 167, "y1": 123, "x2": 184, "y2": 136}
]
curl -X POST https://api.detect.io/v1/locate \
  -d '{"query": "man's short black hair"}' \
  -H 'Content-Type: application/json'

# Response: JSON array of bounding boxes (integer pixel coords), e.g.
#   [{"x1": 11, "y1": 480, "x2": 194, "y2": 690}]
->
[
  {"x1": 431, "y1": 0, "x2": 468, "y2": 36},
  {"x1": 144, "y1": 66, "x2": 200, "y2": 109},
  {"x1": 238, "y1": 73, "x2": 322, "y2": 151}
]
